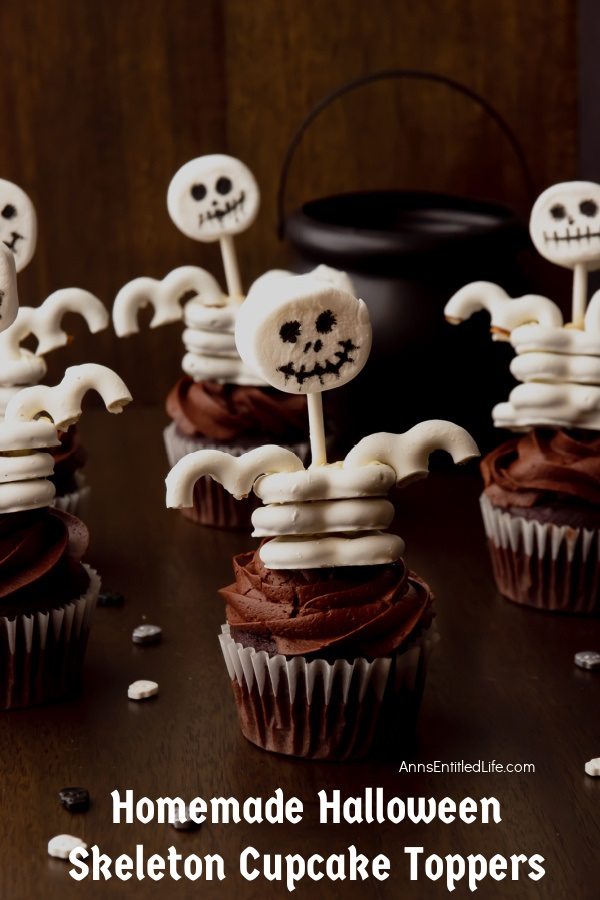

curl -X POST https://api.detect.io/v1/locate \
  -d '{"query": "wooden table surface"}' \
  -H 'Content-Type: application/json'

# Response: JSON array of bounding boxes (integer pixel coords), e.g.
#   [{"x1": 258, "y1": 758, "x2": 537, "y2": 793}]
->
[{"x1": 0, "y1": 405, "x2": 598, "y2": 899}]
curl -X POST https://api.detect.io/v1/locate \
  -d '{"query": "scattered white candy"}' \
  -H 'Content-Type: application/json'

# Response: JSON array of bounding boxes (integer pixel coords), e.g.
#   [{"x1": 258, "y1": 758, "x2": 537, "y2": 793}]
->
[
  {"x1": 48, "y1": 834, "x2": 87, "y2": 859},
  {"x1": 575, "y1": 651, "x2": 600, "y2": 670},
  {"x1": 585, "y1": 758, "x2": 600, "y2": 777},
  {"x1": 171, "y1": 805, "x2": 200, "y2": 831},
  {"x1": 127, "y1": 680, "x2": 159, "y2": 700},
  {"x1": 132, "y1": 624, "x2": 162, "y2": 645}
]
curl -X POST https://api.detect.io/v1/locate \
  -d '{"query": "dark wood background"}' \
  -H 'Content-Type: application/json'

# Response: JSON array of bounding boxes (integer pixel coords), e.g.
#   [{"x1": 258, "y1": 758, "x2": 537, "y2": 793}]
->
[{"x1": 0, "y1": 0, "x2": 577, "y2": 402}]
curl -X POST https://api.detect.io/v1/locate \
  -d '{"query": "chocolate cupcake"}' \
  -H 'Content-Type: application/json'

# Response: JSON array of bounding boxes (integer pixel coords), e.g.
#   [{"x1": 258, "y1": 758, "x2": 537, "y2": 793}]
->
[
  {"x1": 480, "y1": 430, "x2": 600, "y2": 613},
  {"x1": 445, "y1": 180, "x2": 600, "y2": 614},
  {"x1": 0, "y1": 364, "x2": 131, "y2": 708},
  {"x1": 219, "y1": 550, "x2": 434, "y2": 759},
  {"x1": 166, "y1": 273, "x2": 478, "y2": 758}
]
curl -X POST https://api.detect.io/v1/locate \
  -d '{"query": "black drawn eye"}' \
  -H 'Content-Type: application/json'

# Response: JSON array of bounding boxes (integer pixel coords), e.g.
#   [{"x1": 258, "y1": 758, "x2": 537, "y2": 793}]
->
[
  {"x1": 550, "y1": 204, "x2": 566, "y2": 220},
  {"x1": 280, "y1": 321, "x2": 301, "y2": 343},
  {"x1": 315, "y1": 309, "x2": 336, "y2": 334},
  {"x1": 191, "y1": 184, "x2": 207, "y2": 201},
  {"x1": 216, "y1": 177, "x2": 232, "y2": 195},
  {"x1": 580, "y1": 199, "x2": 598, "y2": 217},
  {"x1": 1, "y1": 204, "x2": 16, "y2": 219}
]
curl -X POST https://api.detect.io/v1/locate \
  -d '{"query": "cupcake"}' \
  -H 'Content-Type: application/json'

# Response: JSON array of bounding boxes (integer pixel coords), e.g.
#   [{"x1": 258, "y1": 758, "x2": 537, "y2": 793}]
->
[
  {"x1": 445, "y1": 180, "x2": 600, "y2": 614},
  {"x1": 166, "y1": 273, "x2": 478, "y2": 758},
  {"x1": 0, "y1": 363, "x2": 131, "y2": 708},
  {"x1": 113, "y1": 154, "x2": 348, "y2": 528}
]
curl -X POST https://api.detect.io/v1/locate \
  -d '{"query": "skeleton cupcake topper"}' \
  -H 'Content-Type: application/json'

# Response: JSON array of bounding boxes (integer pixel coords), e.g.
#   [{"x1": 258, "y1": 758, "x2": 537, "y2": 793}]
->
[
  {"x1": 445, "y1": 181, "x2": 600, "y2": 431},
  {"x1": 167, "y1": 154, "x2": 260, "y2": 300},
  {"x1": 0, "y1": 178, "x2": 37, "y2": 273},
  {"x1": 166, "y1": 274, "x2": 478, "y2": 569}
]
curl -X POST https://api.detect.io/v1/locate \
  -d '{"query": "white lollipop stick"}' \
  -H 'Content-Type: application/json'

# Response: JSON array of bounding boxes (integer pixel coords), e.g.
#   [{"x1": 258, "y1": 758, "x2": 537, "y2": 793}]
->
[
  {"x1": 344, "y1": 421, "x2": 479, "y2": 485},
  {"x1": 444, "y1": 282, "x2": 563, "y2": 336},
  {"x1": 4, "y1": 363, "x2": 132, "y2": 430},
  {"x1": 113, "y1": 266, "x2": 224, "y2": 337},
  {"x1": 307, "y1": 393, "x2": 327, "y2": 466},
  {"x1": 166, "y1": 445, "x2": 304, "y2": 506},
  {"x1": 219, "y1": 234, "x2": 243, "y2": 302},
  {"x1": 0, "y1": 245, "x2": 18, "y2": 333},
  {"x1": 0, "y1": 289, "x2": 108, "y2": 359},
  {"x1": 572, "y1": 262, "x2": 587, "y2": 328}
]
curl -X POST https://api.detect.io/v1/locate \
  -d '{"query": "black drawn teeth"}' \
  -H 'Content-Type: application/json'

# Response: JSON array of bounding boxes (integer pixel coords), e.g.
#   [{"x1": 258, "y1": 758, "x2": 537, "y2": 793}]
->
[
  {"x1": 277, "y1": 340, "x2": 358, "y2": 387},
  {"x1": 543, "y1": 228, "x2": 600, "y2": 243},
  {"x1": 198, "y1": 191, "x2": 246, "y2": 228}
]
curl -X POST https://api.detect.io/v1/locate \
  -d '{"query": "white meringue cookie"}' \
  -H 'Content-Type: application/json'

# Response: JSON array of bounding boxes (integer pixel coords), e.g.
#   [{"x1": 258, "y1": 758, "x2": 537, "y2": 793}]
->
[
  {"x1": 493, "y1": 382, "x2": 600, "y2": 430},
  {"x1": 252, "y1": 497, "x2": 395, "y2": 537},
  {"x1": 510, "y1": 351, "x2": 600, "y2": 385},
  {"x1": 511, "y1": 323, "x2": 600, "y2": 357},
  {"x1": 254, "y1": 463, "x2": 396, "y2": 503},
  {"x1": 259, "y1": 532, "x2": 405, "y2": 569}
]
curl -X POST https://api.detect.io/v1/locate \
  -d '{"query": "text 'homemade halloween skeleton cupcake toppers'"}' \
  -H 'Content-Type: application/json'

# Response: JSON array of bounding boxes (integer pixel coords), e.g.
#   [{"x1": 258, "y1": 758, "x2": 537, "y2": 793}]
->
[
  {"x1": 166, "y1": 274, "x2": 478, "y2": 569},
  {"x1": 444, "y1": 181, "x2": 600, "y2": 431}
]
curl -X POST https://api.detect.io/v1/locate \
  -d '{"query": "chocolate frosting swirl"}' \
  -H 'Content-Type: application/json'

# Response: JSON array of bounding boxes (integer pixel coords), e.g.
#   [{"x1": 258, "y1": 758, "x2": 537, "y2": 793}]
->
[
  {"x1": 220, "y1": 548, "x2": 434, "y2": 658},
  {"x1": 481, "y1": 429, "x2": 600, "y2": 508},
  {"x1": 0, "y1": 507, "x2": 90, "y2": 615},
  {"x1": 166, "y1": 377, "x2": 307, "y2": 443},
  {"x1": 50, "y1": 426, "x2": 87, "y2": 494}
]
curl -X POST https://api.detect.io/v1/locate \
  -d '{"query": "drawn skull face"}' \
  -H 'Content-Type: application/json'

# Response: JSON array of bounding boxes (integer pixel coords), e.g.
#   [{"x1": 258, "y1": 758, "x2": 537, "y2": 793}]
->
[
  {"x1": 236, "y1": 274, "x2": 372, "y2": 394},
  {"x1": 0, "y1": 179, "x2": 37, "y2": 272},
  {"x1": 530, "y1": 181, "x2": 600, "y2": 270},
  {"x1": 167, "y1": 154, "x2": 260, "y2": 242}
]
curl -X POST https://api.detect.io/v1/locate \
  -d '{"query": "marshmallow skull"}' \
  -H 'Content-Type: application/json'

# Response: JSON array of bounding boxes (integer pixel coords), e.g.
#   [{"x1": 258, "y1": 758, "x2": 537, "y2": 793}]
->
[
  {"x1": 0, "y1": 179, "x2": 37, "y2": 272},
  {"x1": 530, "y1": 181, "x2": 600, "y2": 270},
  {"x1": 236, "y1": 274, "x2": 372, "y2": 394},
  {"x1": 167, "y1": 154, "x2": 260, "y2": 242}
]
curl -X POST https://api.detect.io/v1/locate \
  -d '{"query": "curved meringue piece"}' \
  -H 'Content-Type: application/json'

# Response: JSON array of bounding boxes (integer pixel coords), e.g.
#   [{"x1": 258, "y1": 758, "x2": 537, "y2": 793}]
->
[
  {"x1": 511, "y1": 323, "x2": 600, "y2": 357},
  {"x1": 0, "y1": 244, "x2": 18, "y2": 333},
  {"x1": 166, "y1": 445, "x2": 305, "y2": 507},
  {"x1": 0, "y1": 350, "x2": 46, "y2": 388},
  {"x1": 113, "y1": 266, "x2": 224, "y2": 337},
  {"x1": 0, "y1": 289, "x2": 108, "y2": 361},
  {"x1": 493, "y1": 382, "x2": 600, "y2": 430},
  {"x1": 344, "y1": 421, "x2": 479, "y2": 485},
  {"x1": 4, "y1": 363, "x2": 132, "y2": 429},
  {"x1": 259, "y1": 532, "x2": 405, "y2": 569},
  {"x1": 252, "y1": 497, "x2": 395, "y2": 537},
  {"x1": 511, "y1": 351, "x2": 600, "y2": 385},
  {"x1": 585, "y1": 289, "x2": 600, "y2": 333},
  {"x1": 444, "y1": 281, "x2": 563, "y2": 337}
]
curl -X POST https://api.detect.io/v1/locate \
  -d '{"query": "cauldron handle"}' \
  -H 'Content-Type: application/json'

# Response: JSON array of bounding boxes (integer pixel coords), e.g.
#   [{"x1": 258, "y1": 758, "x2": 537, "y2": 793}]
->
[{"x1": 276, "y1": 69, "x2": 535, "y2": 238}]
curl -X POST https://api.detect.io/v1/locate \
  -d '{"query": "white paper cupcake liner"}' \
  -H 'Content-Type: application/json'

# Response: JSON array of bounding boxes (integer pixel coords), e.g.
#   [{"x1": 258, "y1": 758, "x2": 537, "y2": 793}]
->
[
  {"x1": 53, "y1": 483, "x2": 91, "y2": 518},
  {"x1": 219, "y1": 623, "x2": 437, "y2": 759},
  {"x1": 0, "y1": 564, "x2": 100, "y2": 709},
  {"x1": 164, "y1": 423, "x2": 310, "y2": 529},
  {"x1": 480, "y1": 493, "x2": 600, "y2": 613}
]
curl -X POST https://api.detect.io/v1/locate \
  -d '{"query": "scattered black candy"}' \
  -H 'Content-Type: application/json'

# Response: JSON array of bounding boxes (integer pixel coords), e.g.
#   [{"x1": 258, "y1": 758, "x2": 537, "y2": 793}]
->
[
  {"x1": 97, "y1": 591, "x2": 125, "y2": 608},
  {"x1": 59, "y1": 787, "x2": 90, "y2": 813},
  {"x1": 132, "y1": 624, "x2": 162, "y2": 645}
]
